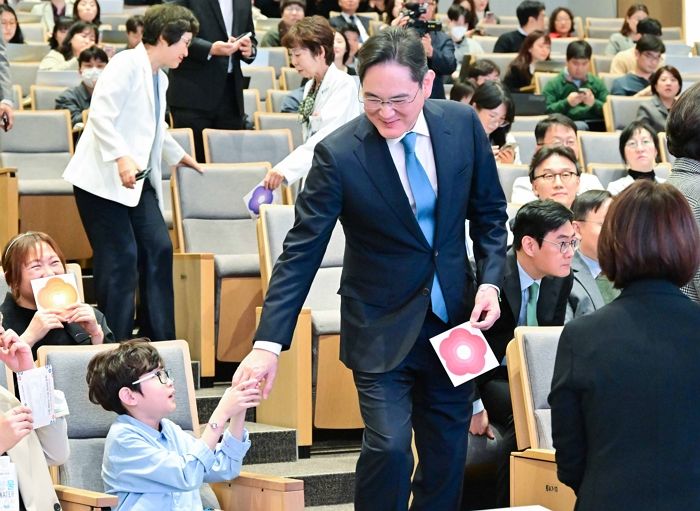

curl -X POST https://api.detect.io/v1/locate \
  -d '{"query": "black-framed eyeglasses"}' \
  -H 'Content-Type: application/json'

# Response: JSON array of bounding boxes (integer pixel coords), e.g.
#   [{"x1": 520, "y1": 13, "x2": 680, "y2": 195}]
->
[
  {"x1": 132, "y1": 368, "x2": 172, "y2": 386},
  {"x1": 532, "y1": 171, "x2": 579, "y2": 183},
  {"x1": 359, "y1": 85, "x2": 422, "y2": 111},
  {"x1": 542, "y1": 238, "x2": 580, "y2": 254}
]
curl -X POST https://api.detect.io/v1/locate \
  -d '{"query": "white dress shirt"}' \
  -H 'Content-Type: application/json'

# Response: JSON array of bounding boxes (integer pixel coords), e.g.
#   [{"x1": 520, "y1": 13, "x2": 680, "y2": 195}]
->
[{"x1": 341, "y1": 12, "x2": 370, "y2": 42}]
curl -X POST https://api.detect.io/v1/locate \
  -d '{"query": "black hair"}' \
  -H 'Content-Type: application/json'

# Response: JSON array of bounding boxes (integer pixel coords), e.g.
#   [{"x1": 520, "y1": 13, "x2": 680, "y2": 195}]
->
[
  {"x1": 48, "y1": 16, "x2": 73, "y2": 50},
  {"x1": 466, "y1": 58, "x2": 500, "y2": 81},
  {"x1": 528, "y1": 145, "x2": 580, "y2": 182},
  {"x1": 513, "y1": 199, "x2": 574, "y2": 251},
  {"x1": 470, "y1": 81, "x2": 514, "y2": 147},
  {"x1": 636, "y1": 17, "x2": 662, "y2": 36},
  {"x1": 618, "y1": 120, "x2": 660, "y2": 164},
  {"x1": 666, "y1": 82, "x2": 700, "y2": 160},
  {"x1": 566, "y1": 39, "x2": 592, "y2": 61},
  {"x1": 78, "y1": 45, "x2": 108, "y2": 66},
  {"x1": 571, "y1": 189, "x2": 612, "y2": 221},
  {"x1": 58, "y1": 21, "x2": 98, "y2": 60},
  {"x1": 534, "y1": 114, "x2": 577, "y2": 144},
  {"x1": 516, "y1": 0, "x2": 545, "y2": 27},
  {"x1": 0, "y1": 5, "x2": 23, "y2": 44},
  {"x1": 357, "y1": 27, "x2": 428, "y2": 84},
  {"x1": 635, "y1": 34, "x2": 665, "y2": 54},
  {"x1": 141, "y1": 4, "x2": 199, "y2": 47},
  {"x1": 449, "y1": 81, "x2": 476, "y2": 102},
  {"x1": 126, "y1": 14, "x2": 144, "y2": 34}
]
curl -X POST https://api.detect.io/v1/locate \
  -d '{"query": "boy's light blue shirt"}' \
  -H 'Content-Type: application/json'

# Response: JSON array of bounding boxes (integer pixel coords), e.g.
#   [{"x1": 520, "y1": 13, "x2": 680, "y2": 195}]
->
[{"x1": 102, "y1": 414, "x2": 250, "y2": 511}]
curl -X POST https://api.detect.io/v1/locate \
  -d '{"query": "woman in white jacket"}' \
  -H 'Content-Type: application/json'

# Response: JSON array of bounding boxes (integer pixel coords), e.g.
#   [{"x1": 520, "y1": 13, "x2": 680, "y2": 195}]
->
[
  {"x1": 263, "y1": 16, "x2": 361, "y2": 190},
  {"x1": 63, "y1": 5, "x2": 200, "y2": 342}
]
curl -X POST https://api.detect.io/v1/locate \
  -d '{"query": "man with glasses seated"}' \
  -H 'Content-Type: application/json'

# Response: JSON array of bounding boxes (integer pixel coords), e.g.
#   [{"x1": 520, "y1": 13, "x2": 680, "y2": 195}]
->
[
  {"x1": 235, "y1": 27, "x2": 507, "y2": 511},
  {"x1": 610, "y1": 35, "x2": 665, "y2": 97},
  {"x1": 528, "y1": 144, "x2": 582, "y2": 209},
  {"x1": 471, "y1": 199, "x2": 575, "y2": 507}
]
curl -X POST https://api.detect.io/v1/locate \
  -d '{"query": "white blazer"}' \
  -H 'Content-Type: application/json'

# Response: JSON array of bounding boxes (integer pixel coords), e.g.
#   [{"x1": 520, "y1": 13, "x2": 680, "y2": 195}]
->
[
  {"x1": 275, "y1": 63, "x2": 361, "y2": 185},
  {"x1": 31, "y1": 1, "x2": 74, "y2": 34},
  {"x1": 607, "y1": 174, "x2": 665, "y2": 196},
  {"x1": 63, "y1": 43, "x2": 185, "y2": 208}
]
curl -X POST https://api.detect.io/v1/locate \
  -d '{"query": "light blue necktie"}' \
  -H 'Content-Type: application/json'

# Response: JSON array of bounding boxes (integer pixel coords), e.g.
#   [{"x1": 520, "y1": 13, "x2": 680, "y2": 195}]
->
[{"x1": 401, "y1": 132, "x2": 448, "y2": 323}]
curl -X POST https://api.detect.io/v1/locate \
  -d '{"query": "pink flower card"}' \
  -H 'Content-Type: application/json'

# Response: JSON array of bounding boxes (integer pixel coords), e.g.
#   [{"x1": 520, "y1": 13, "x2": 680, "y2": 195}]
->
[{"x1": 429, "y1": 322, "x2": 499, "y2": 387}]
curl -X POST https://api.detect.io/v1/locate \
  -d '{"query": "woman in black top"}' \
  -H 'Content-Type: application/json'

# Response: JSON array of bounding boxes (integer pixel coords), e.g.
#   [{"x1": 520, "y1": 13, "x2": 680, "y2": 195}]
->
[{"x1": 503, "y1": 30, "x2": 550, "y2": 92}]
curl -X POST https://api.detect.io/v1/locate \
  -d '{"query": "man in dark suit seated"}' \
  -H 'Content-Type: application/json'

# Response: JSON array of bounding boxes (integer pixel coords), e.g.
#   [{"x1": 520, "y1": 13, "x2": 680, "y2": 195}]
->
[
  {"x1": 470, "y1": 199, "x2": 575, "y2": 507},
  {"x1": 610, "y1": 35, "x2": 665, "y2": 97},
  {"x1": 233, "y1": 27, "x2": 508, "y2": 511},
  {"x1": 493, "y1": 0, "x2": 545, "y2": 54},
  {"x1": 567, "y1": 190, "x2": 618, "y2": 321},
  {"x1": 330, "y1": 0, "x2": 371, "y2": 42},
  {"x1": 391, "y1": 0, "x2": 457, "y2": 99}
]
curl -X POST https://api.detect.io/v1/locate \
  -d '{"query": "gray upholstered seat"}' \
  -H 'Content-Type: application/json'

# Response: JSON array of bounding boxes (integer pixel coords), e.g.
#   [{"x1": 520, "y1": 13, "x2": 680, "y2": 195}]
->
[
  {"x1": 254, "y1": 112, "x2": 303, "y2": 149},
  {"x1": 30, "y1": 84, "x2": 69, "y2": 110},
  {"x1": 604, "y1": 95, "x2": 652, "y2": 131},
  {"x1": 280, "y1": 66, "x2": 303, "y2": 91},
  {"x1": 242, "y1": 66, "x2": 277, "y2": 96},
  {"x1": 511, "y1": 115, "x2": 547, "y2": 133},
  {"x1": 587, "y1": 163, "x2": 627, "y2": 189},
  {"x1": 578, "y1": 131, "x2": 620, "y2": 168},
  {"x1": 496, "y1": 163, "x2": 529, "y2": 203},
  {"x1": 160, "y1": 127, "x2": 195, "y2": 230},
  {"x1": 266, "y1": 89, "x2": 291, "y2": 113},
  {"x1": 202, "y1": 128, "x2": 293, "y2": 166},
  {"x1": 510, "y1": 131, "x2": 538, "y2": 165}
]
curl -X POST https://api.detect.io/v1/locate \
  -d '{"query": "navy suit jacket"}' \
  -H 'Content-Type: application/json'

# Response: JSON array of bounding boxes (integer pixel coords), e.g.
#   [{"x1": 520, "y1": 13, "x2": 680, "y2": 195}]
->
[
  {"x1": 166, "y1": 0, "x2": 257, "y2": 115},
  {"x1": 255, "y1": 99, "x2": 508, "y2": 373}
]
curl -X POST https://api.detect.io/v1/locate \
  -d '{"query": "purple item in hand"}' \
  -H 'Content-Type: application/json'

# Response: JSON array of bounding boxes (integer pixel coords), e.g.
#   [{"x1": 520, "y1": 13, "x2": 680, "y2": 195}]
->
[{"x1": 248, "y1": 186, "x2": 273, "y2": 214}]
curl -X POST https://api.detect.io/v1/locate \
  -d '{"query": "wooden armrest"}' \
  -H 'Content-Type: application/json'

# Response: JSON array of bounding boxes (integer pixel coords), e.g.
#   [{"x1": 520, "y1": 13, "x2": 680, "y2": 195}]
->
[
  {"x1": 512, "y1": 448, "x2": 556, "y2": 462},
  {"x1": 0, "y1": 167, "x2": 16, "y2": 176},
  {"x1": 173, "y1": 252, "x2": 215, "y2": 261},
  {"x1": 53, "y1": 485, "x2": 118, "y2": 507},
  {"x1": 519, "y1": 85, "x2": 536, "y2": 93},
  {"x1": 236, "y1": 471, "x2": 304, "y2": 492}
]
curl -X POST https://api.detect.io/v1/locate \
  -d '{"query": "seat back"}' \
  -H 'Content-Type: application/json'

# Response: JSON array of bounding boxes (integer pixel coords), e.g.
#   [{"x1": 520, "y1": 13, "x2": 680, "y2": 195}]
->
[
  {"x1": 480, "y1": 24, "x2": 519, "y2": 37},
  {"x1": 174, "y1": 163, "x2": 271, "y2": 261},
  {"x1": 510, "y1": 131, "x2": 538, "y2": 164},
  {"x1": 603, "y1": 95, "x2": 652, "y2": 132},
  {"x1": 243, "y1": 88, "x2": 262, "y2": 117},
  {"x1": 36, "y1": 70, "x2": 81, "y2": 88},
  {"x1": 30, "y1": 84, "x2": 69, "y2": 110},
  {"x1": 279, "y1": 66, "x2": 303, "y2": 91},
  {"x1": 160, "y1": 127, "x2": 195, "y2": 231},
  {"x1": 662, "y1": 27, "x2": 683, "y2": 40},
  {"x1": 664, "y1": 55, "x2": 700, "y2": 74},
  {"x1": 255, "y1": 47, "x2": 289, "y2": 78},
  {"x1": 533, "y1": 72, "x2": 557, "y2": 94},
  {"x1": 203, "y1": 128, "x2": 293, "y2": 165},
  {"x1": 476, "y1": 53, "x2": 516, "y2": 75},
  {"x1": 578, "y1": 131, "x2": 620, "y2": 168},
  {"x1": 591, "y1": 55, "x2": 613, "y2": 75},
  {"x1": 9, "y1": 62, "x2": 39, "y2": 96},
  {"x1": 99, "y1": 29, "x2": 128, "y2": 45},
  {"x1": 549, "y1": 37, "x2": 576, "y2": 56},
  {"x1": 597, "y1": 72, "x2": 622, "y2": 93},
  {"x1": 254, "y1": 112, "x2": 303, "y2": 149},
  {"x1": 511, "y1": 115, "x2": 546, "y2": 133},
  {"x1": 20, "y1": 22, "x2": 44, "y2": 43},
  {"x1": 0, "y1": 110, "x2": 73, "y2": 192},
  {"x1": 496, "y1": 164, "x2": 529, "y2": 202},
  {"x1": 507, "y1": 326, "x2": 563, "y2": 451},
  {"x1": 37, "y1": 340, "x2": 199, "y2": 492},
  {"x1": 242, "y1": 66, "x2": 277, "y2": 95},
  {"x1": 267, "y1": 89, "x2": 291, "y2": 112},
  {"x1": 7, "y1": 42, "x2": 49, "y2": 62},
  {"x1": 663, "y1": 41, "x2": 692, "y2": 56},
  {"x1": 586, "y1": 163, "x2": 627, "y2": 189},
  {"x1": 586, "y1": 26, "x2": 617, "y2": 39},
  {"x1": 583, "y1": 38, "x2": 609, "y2": 56},
  {"x1": 472, "y1": 35, "x2": 497, "y2": 53},
  {"x1": 255, "y1": 17, "x2": 281, "y2": 32}
]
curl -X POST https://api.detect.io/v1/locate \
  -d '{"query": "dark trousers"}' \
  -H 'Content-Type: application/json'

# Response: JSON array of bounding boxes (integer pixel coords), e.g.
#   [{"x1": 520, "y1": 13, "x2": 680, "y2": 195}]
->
[
  {"x1": 170, "y1": 73, "x2": 244, "y2": 163},
  {"x1": 73, "y1": 180, "x2": 175, "y2": 341},
  {"x1": 480, "y1": 376, "x2": 517, "y2": 508},
  {"x1": 352, "y1": 312, "x2": 474, "y2": 511}
]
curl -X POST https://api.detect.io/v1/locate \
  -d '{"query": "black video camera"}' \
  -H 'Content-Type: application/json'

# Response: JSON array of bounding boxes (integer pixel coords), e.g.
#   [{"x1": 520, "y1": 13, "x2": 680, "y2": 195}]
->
[{"x1": 400, "y1": 2, "x2": 443, "y2": 37}]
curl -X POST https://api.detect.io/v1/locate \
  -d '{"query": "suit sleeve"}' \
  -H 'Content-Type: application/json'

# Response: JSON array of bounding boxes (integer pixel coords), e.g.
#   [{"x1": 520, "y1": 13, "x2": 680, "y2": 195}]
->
[
  {"x1": 548, "y1": 323, "x2": 587, "y2": 493},
  {"x1": 255, "y1": 141, "x2": 344, "y2": 348},
  {"x1": 428, "y1": 33, "x2": 457, "y2": 75},
  {"x1": 465, "y1": 108, "x2": 508, "y2": 287},
  {"x1": 166, "y1": 0, "x2": 214, "y2": 62}
]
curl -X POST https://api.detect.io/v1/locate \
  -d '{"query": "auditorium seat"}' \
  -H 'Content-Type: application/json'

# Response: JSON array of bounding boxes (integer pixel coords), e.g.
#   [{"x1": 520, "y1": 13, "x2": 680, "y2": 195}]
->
[
  {"x1": 279, "y1": 66, "x2": 303, "y2": 91},
  {"x1": 602, "y1": 95, "x2": 652, "y2": 132},
  {"x1": 203, "y1": 128, "x2": 293, "y2": 166},
  {"x1": 30, "y1": 84, "x2": 69, "y2": 110},
  {"x1": 243, "y1": 88, "x2": 263, "y2": 118},
  {"x1": 578, "y1": 130, "x2": 620, "y2": 168},
  {"x1": 496, "y1": 164, "x2": 529, "y2": 203},
  {"x1": 266, "y1": 88, "x2": 291, "y2": 112},
  {"x1": 161, "y1": 127, "x2": 196, "y2": 249},
  {"x1": 242, "y1": 65, "x2": 277, "y2": 95},
  {"x1": 255, "y1": 204, "x2": 363, "y2": 449},
  {"x1": 254, "y1": 112, "x2": 303, "y2": 149}
]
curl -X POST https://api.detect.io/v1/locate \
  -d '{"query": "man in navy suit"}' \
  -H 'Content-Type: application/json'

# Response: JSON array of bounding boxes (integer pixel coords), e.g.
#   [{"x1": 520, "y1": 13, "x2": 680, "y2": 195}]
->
[{"x1": 234, "y1": 27, "x2": 508, "y2": 510}]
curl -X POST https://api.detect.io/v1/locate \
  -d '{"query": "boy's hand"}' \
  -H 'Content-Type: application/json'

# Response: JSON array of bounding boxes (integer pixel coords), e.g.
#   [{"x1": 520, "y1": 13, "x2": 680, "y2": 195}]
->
[
  {"x1": 0, "y1": 406, "x2": 33, "y2": 453},
  {"x1": 220, "y1": 379, "x2": 261, "y2": 420}
]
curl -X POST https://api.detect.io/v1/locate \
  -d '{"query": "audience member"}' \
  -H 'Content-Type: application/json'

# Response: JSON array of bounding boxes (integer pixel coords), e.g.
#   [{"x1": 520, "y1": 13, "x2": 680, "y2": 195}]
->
[
  {"x1": 55, "y1": 45, "x2": 108, "y2": 128},
  {"x1": 566, "y1": 190, "x2": 617, "y2": 321},
  {"x1": 605, "y1": 3, "x2": 649, "y2": 55},
  {"x1": 608, "y1": 120, "x2": 663, "y2": 195},
  {"x1": 473, "y1": 199, "x2": 575, "y2": 507},
  {"x1": 63, "y1": 5, "x2": 200, "y2": 342},
  {"x1": 261, "y1": 0, "x2": 305, "y2": 47},
  {"x1": 31, "y1": 0, "x2": 73, "y2": 34},
  {"x1": 493, "y1": 0, "x2": 545, "y2": 54},
  {"x1": 392, "y1": 0, "x2": 457, "y2": 99},
  {"x1": 610, "y1": 17, "x2": 663, "y2": 75},
  {"x1": 470, "y1": 80, "x2": 518, "y2": 163},
  {"x1": 332, "y1": 29, "x2": 357, "y2": 75},
  {"x1": 330, "y1": 0, "x2": 371, "y2": 42},
  {"x1": 528, "y1": 145, "x2": 581, "y2": 208},
  {"x1": 550, "y1": 180, "x2": 700, "y2": 511},
  {"x1": 39, "y1": 21, "x2": 97, "y2": 71},
  {"x1": 463, "y1": 57, "x2": 500, "y2": 85},
  {"x1": 0, "y1": 326, "x2": 70, "y2": 510},
  {"x1": 451, "y1": 0, "x2": 478, "y2": 30},
  {"x1": 447, "y1": 3, "x2": 484, "y2": 69},
  {"x1": 262, "y1": 16, "x2": 361, "y2": 189},
  {"x1": 47, "y1": 15, "x2": 72, "y2": 51},
  {"x1": 542, "y1": 40, "x2": 607, "y2": 131},
  {"x1": 449, "y1": 79, "x2": 475, "y2": 103},
  {"x1": 338, "y1": 24, "x2": 360, "y2": 69},
  {"x1": 473, "y1": 0, "x2": 497, "y2": 24},
  {"x1": 0, "y1": 5, "x2": 22, "y2": 43},
  {"x1": 636, "y1": 64, "x2": 681, "y2": 133},
  {"x1": 125, "y1": 14, "x2": 144, "y2": 49},
  {"x1": 86, "y1": 340, "x2": 258, "y2": 509},
  {"x1": 610, "y1": 35, "x2": 664, "y2": 96},
  {"x1": 665, "y1": 82, "x2": 700, "y2": 303},
  {"x1": 72, "y1": 0, "x2": 100, "y2": 25},
  {"x1": 503, "y1": 29, "x2": 550, "y2": 92},
  {"x1": 510, "y1": 114, "x2": 604, "y2": 204},
  {"x1": 1, "y1": 231, "x2": 114, "y2": 358},
  {"x1": 167, "y1": 0, "x2": 257, "y2": 162},
  {"x1": 548, "y1": 6, "x2": 575, "y2": 38}
]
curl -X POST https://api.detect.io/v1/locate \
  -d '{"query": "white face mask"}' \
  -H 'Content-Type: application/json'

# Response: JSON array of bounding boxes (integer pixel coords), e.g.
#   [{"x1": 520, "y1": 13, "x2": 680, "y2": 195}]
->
[
  {"x1": 451, "y1": 26, "x2": 467, "y2": 40},
  {"x1": 81, "y1": 67, "x2": 102, "y2": 88}
]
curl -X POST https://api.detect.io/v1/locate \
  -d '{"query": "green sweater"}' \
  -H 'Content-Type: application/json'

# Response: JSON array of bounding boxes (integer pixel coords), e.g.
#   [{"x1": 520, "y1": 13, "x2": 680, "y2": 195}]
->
[{"x1": 543, "y1": 72, "x2": 608, "y2": 121}]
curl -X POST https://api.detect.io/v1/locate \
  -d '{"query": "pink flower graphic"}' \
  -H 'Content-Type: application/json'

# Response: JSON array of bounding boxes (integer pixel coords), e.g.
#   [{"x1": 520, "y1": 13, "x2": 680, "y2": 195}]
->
[{"x1": 439, "y1": 328, "x2": 487, "y2": 376}]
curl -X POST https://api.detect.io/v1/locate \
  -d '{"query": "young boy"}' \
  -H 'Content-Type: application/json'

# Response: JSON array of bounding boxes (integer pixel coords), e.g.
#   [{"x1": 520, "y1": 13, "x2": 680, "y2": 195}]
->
[{"x1": 86, "y1": 340, "x2": 260, "y2": 510}]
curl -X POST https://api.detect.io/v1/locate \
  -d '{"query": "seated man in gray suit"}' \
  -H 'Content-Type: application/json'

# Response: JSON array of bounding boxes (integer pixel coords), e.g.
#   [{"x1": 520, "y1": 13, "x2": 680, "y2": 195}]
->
[{"x1": 566, "y1": 189, "x2": 618, "y2": 320}]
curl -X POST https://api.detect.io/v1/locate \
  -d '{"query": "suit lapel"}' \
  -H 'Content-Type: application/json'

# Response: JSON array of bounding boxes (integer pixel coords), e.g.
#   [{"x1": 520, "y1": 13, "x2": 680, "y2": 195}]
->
[
  {"x1": 424, "y1": 100, "x2": 456, "y2": 248},
  {"x1": 208, "y1": 0, "x2": 229, "y2": 37},
  {"x1": 502, "y1": 250, "x2": 522, "y2": 324},
  {"x1": 352, "y1": 118, "x2": 427, "y2": 245}
]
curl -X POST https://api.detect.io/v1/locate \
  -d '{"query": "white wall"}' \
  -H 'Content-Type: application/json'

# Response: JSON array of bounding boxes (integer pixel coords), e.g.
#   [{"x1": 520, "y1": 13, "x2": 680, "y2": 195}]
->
[{"x1": 684, "y1": 0, "x2": 700, "y2": 44}]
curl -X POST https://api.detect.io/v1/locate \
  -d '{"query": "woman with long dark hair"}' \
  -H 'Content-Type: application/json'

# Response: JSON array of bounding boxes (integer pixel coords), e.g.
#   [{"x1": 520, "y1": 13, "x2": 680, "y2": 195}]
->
[{"x1": 503, "y1": 29, "x2": 550, "y2": 92}]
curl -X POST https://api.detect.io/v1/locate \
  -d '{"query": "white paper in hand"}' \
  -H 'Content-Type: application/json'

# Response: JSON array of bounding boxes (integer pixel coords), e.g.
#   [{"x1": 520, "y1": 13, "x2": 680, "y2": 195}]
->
[
  {"x1": 243, "y1": 179, "x2": 282, "y2": 219},
  {"x1": 17, "y1": 366, "x2": 56, "y2": 429},
  {"x1": 429, "y1": 322, "x2": 499, "y2": 387}
]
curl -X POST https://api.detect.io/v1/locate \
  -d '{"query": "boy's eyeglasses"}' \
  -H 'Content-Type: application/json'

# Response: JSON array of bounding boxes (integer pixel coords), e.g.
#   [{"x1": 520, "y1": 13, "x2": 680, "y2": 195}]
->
[{"x1": 132, "y1": 369, "x2": 172, "y2": 386}]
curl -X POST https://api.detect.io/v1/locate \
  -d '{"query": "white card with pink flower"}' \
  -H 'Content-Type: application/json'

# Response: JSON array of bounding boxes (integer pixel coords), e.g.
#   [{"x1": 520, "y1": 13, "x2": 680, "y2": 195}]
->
[{"x1": 429, "y1": 322, "x2": 499, "y2": 387}]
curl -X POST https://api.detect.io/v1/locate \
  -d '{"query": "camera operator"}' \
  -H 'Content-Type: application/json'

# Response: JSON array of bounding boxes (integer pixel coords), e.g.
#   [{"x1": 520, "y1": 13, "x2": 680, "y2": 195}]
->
[{"x1": 392, "y1": 0, "x2": 456, "y2": 98}]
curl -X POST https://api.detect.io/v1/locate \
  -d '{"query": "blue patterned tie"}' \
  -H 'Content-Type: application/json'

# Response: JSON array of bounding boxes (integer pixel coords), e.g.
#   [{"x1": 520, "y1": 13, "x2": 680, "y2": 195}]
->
[{"x1": 401, "y1": 131, "x2": 448, "y2": 323}]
